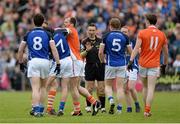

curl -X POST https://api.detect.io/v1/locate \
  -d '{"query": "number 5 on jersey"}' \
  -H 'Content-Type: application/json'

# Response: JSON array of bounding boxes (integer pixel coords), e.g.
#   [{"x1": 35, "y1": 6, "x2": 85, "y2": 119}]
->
[{"x1": 112, "y1": 39, "x2": 121, "y2": 52}]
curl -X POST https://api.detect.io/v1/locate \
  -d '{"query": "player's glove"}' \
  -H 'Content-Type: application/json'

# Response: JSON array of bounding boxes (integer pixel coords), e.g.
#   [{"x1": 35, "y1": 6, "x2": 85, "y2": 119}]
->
[
  {"x1": 127, "y1": 61, "x2": 133, "y2": 72},
  {"x1": 54, "y1": 64, "x2": 60, "y2": 75},
  {"x1": 19, "y1": 63, "x2": 26, "y2": 73},
  {"x1": 160, "y1": 64, "x2": 166, "y2": 76}
]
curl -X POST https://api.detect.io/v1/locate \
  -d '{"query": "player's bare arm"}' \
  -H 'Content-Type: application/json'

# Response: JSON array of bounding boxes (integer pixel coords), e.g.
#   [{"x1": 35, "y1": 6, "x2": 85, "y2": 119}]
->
[
  {"x1": 130, "y1": 37, "x2": 142, "y2": 61},
  {"x1": 50, "y1": 40, "x2": 60, "y2": 64},
  {"x1": 127, "y1": 44, "x2": 133, "y2": 55},
  {"x1": 162, "y1": 44, "x2": 169, "y2": 65},
  {"x1": 18, "y1": 41, "x2": 27, "y2": 63},
  {"x1": 98, "y1": 43, "x2": 105, "y2": 63}
]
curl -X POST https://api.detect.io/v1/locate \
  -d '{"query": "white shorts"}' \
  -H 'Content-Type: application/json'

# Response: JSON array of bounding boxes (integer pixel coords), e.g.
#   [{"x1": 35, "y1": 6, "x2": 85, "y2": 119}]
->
[
  {"x1": 72, "y1": 60, "x2": 84, "y2": 77},
  {"x1": 126, "y1": 69, "x2": 138, "y2": 81},
  {"x1": 28, "y1": 58, "x2": 50, "y2": 79},
  {"x1": 49, "y1": 57, "x2": 73, "y2": 78},
  {"x1": 105, "y1": 65, "x2": 126, "y2": 79},
  {"x1": 139, "y1": 66, "x2": 160, "y2": 77}
]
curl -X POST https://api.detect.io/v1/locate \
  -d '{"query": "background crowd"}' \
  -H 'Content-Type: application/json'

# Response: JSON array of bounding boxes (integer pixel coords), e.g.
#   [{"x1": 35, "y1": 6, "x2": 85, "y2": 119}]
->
[{"x1": 0, "y1": 0, "x2": 179, "y2": 90}]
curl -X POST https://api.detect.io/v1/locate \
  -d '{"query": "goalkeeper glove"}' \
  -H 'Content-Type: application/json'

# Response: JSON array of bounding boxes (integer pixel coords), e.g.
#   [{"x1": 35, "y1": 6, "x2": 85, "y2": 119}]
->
[
  {"x1": 19, "y1": 63, "x2": 27, "y2": 73},
  {"x1": 54, "y1": 64, "x2": 60, "y2": 75},
  {"x1": 160, "y1": 64, "x2": 166, "y2": 75},
  {"x1": 127, "y1": 61, "x2": 133, "y2": 72}
]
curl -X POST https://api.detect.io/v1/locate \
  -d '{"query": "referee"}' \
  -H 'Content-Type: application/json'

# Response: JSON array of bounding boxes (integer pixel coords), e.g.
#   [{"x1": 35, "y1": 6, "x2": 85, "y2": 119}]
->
[{"x1": 81, "y1": 23, "x2": 106, "y2": 113}]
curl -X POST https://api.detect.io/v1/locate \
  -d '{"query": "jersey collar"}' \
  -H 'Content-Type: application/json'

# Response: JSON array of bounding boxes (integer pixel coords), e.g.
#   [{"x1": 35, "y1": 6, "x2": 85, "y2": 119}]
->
[{"x1": 148, "y1": 25, "x2": 157, "y2": 29}]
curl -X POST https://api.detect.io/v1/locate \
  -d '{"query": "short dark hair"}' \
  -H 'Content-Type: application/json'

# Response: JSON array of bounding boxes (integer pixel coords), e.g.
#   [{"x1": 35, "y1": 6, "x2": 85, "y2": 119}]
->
[
  {"x1": 70, "y1": 17, "x2": 77, "y2": 26},
  {"x1": 145, "y1": 14, "x2": 157, "y2": 25},
  {"x1": 110, "y1": 18, "x2": 121, "y2": 29},
  {"x1": 33, "y1": 13, "x2": 44, "y2": 27},
  {"x1": 88, "y1": 23, "x2": 97, "y2": 29}
]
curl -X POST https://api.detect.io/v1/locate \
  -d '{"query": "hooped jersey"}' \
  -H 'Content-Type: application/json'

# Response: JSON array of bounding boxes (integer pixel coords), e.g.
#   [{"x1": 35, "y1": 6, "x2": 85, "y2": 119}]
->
[
  {"x1": 23, "y1": 27, "x2": 52, "y2": 60},
  {"x1": 103, "y1": 31, "x2": 130, "y2": 67}
]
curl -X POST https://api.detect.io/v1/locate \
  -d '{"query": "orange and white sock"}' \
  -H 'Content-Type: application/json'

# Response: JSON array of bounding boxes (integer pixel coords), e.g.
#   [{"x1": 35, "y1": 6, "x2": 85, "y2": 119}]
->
[
  {"x1": 87, "y1": 95, "x2": 96, "y2": 105},
  {"x1": 73, "y1": 101, "x2": 81, "y2": 112},
  {"x1": 47, "y1": 90, "x2": 56, "y2": 111},
  {"x1": 145, "y1": 105, "x2": 151, "y2": 113}
]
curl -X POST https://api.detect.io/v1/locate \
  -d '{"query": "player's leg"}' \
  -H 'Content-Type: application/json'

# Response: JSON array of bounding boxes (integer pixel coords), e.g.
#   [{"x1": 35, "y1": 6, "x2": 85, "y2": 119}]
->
[
  {"x1": 46, "y1": 60, "x2": 59, "y2": 115},
  {"x1": 78, "y1": 84, "x2": 101, "y2": 116},
  {"x1": 139, "y1": 66, "x2": 148, "y2": 105},
  {"x1": 46, "y1": 76, "x2": 58, "y2": 115},
  {"x1": 38, "y1": 59, "x2": 51, "y2": 116},
  {"x1": 97, "y1": 81, "x2": 106, "y2": 113},
  {"x1": 144, "y1": 67, "x2": 159, "y2": 117},
  {"x1": 116, "y1": 77, "x2": 125, "y2": 114},
  {"x1": 28, "y1": 59, "x2": 42, "y2": 116},
  {"x1": 105, "y1": 79, "x2": 115, "y2": 114},
  {"x1": 128, "y1": 69, "x2": 140, "y2": 112},
  {"x1": 31, "y1": 77, "x2": 41, "y2": 116},
  {"x1": 144, "y1": 75, "x2": 156, "y2": 117},
  {"x1": 124, "y1": 80, "x2": 133, "y2": 113},
  {"x1": 85, "y1": 81, "x2": 95, "y2": 113},
  {"x1": 115, "y1": 66, "x2": 127, "y2": 114},
  {"x1": 57, "y1": 77, "x2": 70, "y2": 116},
  {"x1": 84, "y1": 63, "x2": 96, "y2": 113},
  {"x1": 39, "y1": 78, "x2": 48, "y2": 115},
  {"x1": 96, "y1": 63, "x2": 106, "y2": 113},
  {"x1": 69, "y1": 76, "x2": 82, "y2": 115},
  {"x1": 105, "y1": 66, "x2": 115, "y2": 114}
]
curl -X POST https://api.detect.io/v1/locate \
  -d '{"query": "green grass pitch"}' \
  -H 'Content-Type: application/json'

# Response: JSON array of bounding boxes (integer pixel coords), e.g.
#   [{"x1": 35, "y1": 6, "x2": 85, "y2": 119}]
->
[{"x1": 0, "y1": 91, "x2": 180, "y2": 123}]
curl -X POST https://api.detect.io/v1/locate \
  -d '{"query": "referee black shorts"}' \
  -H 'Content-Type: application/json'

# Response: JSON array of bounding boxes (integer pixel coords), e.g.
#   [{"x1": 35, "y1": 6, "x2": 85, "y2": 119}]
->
[{"x1": 85, "y1": 63, "x2": 105, "y2": 81}]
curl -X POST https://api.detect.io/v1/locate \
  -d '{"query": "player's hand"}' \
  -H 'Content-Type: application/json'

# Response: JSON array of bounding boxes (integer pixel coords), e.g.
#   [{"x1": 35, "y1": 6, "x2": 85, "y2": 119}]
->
[
  {"x1": 85, "y1": 42, "x2": 93, "y2": 51},
  {"x1": 54, "y1": 64, "x2": 60, "y2": 75},
  {"x1": 19, "y1": 63, "x2": 26, "y2": 73},
  {"x1": 127, "y1": 61, "x2": 133, "y2": 72},
  {"x1": 160, "y1": 64, "x2": 166, "y2": 75}
]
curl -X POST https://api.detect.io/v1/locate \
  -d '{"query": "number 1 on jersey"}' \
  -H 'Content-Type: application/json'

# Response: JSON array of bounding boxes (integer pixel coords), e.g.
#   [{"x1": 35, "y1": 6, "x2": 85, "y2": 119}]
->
[
  {"x1": 56, "y1": 39, "x2": 65, "y2": 53},
  {"x1": 150, "y1": 36, "x2": 158, "y2": 50}
]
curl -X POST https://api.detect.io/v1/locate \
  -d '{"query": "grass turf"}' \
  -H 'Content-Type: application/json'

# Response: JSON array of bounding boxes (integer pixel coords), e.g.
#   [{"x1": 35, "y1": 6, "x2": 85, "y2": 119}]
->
[{"x1": 0, "y1": 91, "x2": 180, "y2": 123}]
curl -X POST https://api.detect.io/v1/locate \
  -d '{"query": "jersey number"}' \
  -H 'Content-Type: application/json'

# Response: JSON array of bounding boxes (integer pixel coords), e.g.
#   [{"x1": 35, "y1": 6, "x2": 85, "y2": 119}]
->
[
  {"x1": 33, "y1": 37, "x2": 42, "y2": 50},
  {"x1": 56, "y1": 39, "x2": 65, "y2": 53},
  {"x1": 150, "y1": 36, "x2": 158, "y2": 50},
  {"x1": 112, "y1": 39, "x2": 121, "y2": 52}
]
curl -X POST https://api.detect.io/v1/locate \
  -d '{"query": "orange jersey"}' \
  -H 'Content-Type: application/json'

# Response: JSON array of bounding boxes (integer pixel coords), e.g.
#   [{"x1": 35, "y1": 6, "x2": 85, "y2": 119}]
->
[
  {"x1": 66, "y1": 26, "x2": 82, "y2": 60},
  {"x1": 138, "y1": 26, "x2": 167, "y2": 68}
]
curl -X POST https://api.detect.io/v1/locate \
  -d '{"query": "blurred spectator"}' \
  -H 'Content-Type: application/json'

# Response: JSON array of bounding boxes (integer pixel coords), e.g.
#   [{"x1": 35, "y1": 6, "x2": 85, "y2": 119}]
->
[
  {"x1": 96, "y1": 17, "x2": 107, "y2": 36},
  {"x1": 173, "y1": 54, "x2": 180, "y2": 75}
]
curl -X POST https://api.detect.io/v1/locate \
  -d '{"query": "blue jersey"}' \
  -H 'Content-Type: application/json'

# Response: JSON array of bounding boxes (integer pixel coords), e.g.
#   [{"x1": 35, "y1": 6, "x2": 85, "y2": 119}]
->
[
  {"x1": 126, "y1": 39, "x2": 139, "y2": 70},
  {"x1": 103, "y1": 31, "x2": 130, "y2": 67},
  {"x1": 53, "y1": 29, "x2": 70, "y2": 60},
  {"x1": 24, "y1": 27, "x2": 52, "y2": 60}
]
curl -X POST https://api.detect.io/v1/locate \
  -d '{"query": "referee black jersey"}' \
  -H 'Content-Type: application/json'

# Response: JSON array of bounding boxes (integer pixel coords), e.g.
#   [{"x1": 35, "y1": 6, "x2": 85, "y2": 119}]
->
[{"x1": 82, "y1": 36, "x2": 102, "y2": 63}]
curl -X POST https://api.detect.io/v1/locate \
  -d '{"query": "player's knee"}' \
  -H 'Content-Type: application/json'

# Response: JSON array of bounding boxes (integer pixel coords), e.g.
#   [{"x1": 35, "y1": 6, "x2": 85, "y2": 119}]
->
[
  {"x1": 97, "y1": 86, "x2": 105, "y2": 95},
  {"x1": 87, "y1": 87, "x2": 93, "y2": 93}
]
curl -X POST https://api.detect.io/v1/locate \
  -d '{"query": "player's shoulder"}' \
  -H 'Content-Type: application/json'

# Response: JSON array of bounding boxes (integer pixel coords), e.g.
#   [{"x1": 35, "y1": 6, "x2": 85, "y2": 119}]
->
[{"x1": 44, "y1": 27, "x2": 55, "y2": 34}]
